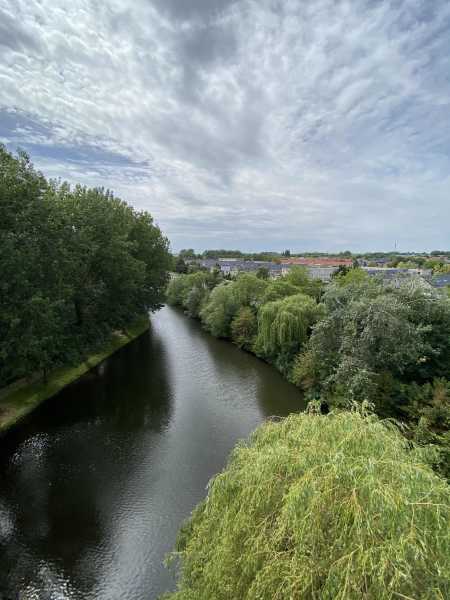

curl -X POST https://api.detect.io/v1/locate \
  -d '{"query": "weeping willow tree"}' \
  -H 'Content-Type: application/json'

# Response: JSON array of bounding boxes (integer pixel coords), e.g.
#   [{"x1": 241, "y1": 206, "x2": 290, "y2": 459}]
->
[
  {"x1": 256, "y1": 293, "x2": 324, "y2": 362},
  {"x1": 163, "y1": 410, "x2": 450, "y2": 600}
]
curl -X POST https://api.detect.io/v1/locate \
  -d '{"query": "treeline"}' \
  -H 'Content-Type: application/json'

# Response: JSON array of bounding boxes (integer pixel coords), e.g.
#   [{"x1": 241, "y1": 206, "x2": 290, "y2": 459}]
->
[
  {"x1": 167, "y1": 267, "x2": 450, "y2": 476},
  {"x1": 178, "y1": 248, "x2": 282, "y2": 262},
  {"x1": 0, "y1": 147, "x2": 171, "y2": 386}
]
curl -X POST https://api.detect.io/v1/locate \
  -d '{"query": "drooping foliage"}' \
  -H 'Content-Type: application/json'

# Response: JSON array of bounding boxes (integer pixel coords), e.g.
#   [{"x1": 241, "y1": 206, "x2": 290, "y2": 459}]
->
[
  {"x1": 256, "y1": 294, "x2": 324, "y2": 372},
  {"x1": 0, "y1": 146, "x2": 170, "y2": 385},
  {"x1": 164, "y1": 410, "x2": 450, "y2": 600}
]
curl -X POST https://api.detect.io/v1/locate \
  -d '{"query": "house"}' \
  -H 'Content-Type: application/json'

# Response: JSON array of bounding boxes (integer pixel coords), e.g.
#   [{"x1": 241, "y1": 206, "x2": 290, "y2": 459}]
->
[
  {"x1": 280, "y1": 257, "x2": 353, "y2": 268},
  {"x1": 431, "y1": 273, "x2": 450, "y2": 289},
  {"x1": 362, "y1": 268, "x2": 433, "y2": 288}
]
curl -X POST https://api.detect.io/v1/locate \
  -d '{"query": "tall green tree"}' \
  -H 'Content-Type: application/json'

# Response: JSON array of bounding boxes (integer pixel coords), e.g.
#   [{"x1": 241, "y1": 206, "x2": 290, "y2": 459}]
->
[
  {"x1": 200, "y1": 283, "x2": 239, "y2": 338},
  {"x1": 0, "y1": 146, "x2": 170, "y2": 386}
]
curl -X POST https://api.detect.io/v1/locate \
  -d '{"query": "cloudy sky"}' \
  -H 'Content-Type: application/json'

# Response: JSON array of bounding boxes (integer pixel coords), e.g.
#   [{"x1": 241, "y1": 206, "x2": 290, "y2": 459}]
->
[{"x1": 1, "y1": 0, "x2": 449, "y2": 252}]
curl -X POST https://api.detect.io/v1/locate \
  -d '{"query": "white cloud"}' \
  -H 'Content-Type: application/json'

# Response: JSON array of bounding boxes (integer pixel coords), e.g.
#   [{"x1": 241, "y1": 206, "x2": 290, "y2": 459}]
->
[{"x1": 1, "y1": 0, "x2": 450, "y2": 251}]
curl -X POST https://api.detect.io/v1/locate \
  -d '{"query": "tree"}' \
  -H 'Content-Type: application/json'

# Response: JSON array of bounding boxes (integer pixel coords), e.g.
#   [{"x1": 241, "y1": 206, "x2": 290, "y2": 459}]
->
[
  {"x1": 256, "y1": 293, "x2": 324, "y2": 372},
  {"x1": 261, "y1": 280, "x2": 300, "y2": 303},
  {"x1": 232, "y1": 274, "x2": 268, "y2": 308},
  {"x1": 175, "y1": 256, "x2": 188, "y2": 273},
  {"x1": 179, "y1": 248, "x2": 196, "y2": 259},
  {"x1": 166, "y1": 276, "x2": 191, "y2": 306},
  {"x1": 231, "y1": 307, "x2": 257, "y2": 350},
  {"x1": 166, "y1": 272, "x2": 213, "y2": 314},
  {"x1": 256, "y1": 266, "x2": 269, "y2": 280},
  {"x1": 164, "y1": 411, "x2": 450, "y2": 600},
  {"x1": 0, "y1": 146, "x2": 170, "y2": 386},
  {"x1": 282, "y1": 249, "x2": 291, "y2": 257},
  {"x1": 284, "y1": 266, "x2": 323, "y2": 300},
  {"x1": 298, "y1": 278, "x2": 450, "y2": 409},
  {"x1": 184, "y1": 286, "x2": 208, "y2": 318},
  {"x1": 331, "y1": 264, "x2": 350, "y2": 278},
  {"x1": 200, "y1": 283, "x2": 239, "y2": 338}
]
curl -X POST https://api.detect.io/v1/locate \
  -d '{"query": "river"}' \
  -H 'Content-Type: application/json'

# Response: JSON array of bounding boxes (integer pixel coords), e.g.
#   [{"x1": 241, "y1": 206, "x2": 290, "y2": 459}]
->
[{"x1": 0, "y1": 306, "x2": 305, "y2": 599}]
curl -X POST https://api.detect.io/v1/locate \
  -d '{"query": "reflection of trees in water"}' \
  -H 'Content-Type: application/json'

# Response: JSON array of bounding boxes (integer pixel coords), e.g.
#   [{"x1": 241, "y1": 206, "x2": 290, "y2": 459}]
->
[
  {"x1": 182, "y1": 310, "x2": 304, "y2": 419},
  {"x1": 254, "y1": 370, "x2": 305, "y2": 419},
  {"x1": 0, "y1": 324, "x2": 174, "y2": 599},
  {"x1": 95, "y1": 324, "x2": 174, "y2": 432}
]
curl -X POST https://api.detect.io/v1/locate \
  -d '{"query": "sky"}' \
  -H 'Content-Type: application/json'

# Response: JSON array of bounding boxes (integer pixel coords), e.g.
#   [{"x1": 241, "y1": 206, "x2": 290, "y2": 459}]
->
[{"x1": 1, "y1": 0, "x2": 450, "y2": 253}]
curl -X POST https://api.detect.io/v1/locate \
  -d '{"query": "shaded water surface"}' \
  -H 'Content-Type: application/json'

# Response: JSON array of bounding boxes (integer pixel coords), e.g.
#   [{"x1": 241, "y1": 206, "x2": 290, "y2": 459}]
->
[{"x1": 0, "y1": 306, "x2": 305, "y2": 599}]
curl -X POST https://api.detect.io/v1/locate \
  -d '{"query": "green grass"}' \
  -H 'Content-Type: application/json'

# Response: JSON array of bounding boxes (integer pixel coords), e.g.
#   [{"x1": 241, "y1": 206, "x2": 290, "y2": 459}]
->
[
  {"x1": 0, "y1": 315, "x2": 150, "y2": 433},
  {"x1": 164, "y1": 409, "x2": 450, "y2": 600}
]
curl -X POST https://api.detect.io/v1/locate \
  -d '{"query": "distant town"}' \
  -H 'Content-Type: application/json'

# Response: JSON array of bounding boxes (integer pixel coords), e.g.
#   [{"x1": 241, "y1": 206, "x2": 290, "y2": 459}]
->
[{"x1": 173, "y1": 250, "x2": 450, "y2": 291}]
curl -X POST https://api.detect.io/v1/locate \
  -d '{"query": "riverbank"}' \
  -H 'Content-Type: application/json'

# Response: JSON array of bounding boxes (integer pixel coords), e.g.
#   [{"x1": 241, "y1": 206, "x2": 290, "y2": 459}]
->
[{"x1": 0, "y1": 315, "x2": 150, "y2": 434}]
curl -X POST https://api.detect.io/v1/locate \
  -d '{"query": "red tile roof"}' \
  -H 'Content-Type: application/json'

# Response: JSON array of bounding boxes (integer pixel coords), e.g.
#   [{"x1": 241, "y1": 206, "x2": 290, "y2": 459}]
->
[{"x1": 280, "y1": 257, "x2": 353, "y2": 267}]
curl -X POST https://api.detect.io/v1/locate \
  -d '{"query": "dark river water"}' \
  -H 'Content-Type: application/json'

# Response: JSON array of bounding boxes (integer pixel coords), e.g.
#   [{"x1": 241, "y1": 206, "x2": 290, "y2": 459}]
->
[{"x1": 0, "y1": 306, "x2": 305, "y2": 600}]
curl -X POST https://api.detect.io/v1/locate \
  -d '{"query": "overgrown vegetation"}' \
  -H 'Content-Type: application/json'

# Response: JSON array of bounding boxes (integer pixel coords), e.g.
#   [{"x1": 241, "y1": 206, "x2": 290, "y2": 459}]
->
[
  {"x1": 0, "y1": 146, "x2": 171, "y2": 388},
  {"x1": 167, "y1": 267, "x2": 450, "y2": 475},
  {"x1": 164, "y1": 409, "x2": 450, "y2": 599}
]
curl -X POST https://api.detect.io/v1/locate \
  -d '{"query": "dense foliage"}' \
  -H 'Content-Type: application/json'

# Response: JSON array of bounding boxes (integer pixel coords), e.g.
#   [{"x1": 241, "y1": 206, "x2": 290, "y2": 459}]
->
[
  {"x1": 168, "y1": 267, "x2": 321, "y2": 371},
  {"x1": 0, "y1": 146, "x2": 170, "y2": 385},
  {"x1": 164, "y1": 410, "x2": 450, "y2": 599},
  {"x1": 167, "y1": 266, "x2": 450, "y2": 473}
]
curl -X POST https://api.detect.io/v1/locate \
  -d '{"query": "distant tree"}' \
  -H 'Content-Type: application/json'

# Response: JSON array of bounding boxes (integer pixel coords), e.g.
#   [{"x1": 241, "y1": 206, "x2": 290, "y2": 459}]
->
[
  {"x1": 256, "y1": 266, "x2": 269, "y2": 280},
  {"x1": 179, "y1": 248, "x2": 196, "y2": 259},
  {"x1": 282, "y1": 249, "x2": 291, "y2": 257},
  {"x1": 397, "y1": 261, "x2": 418, "y2": 269},
  {"x1": 285, "y1": 266, "x2": 323, "y2": 300},
  {"x1": 203, "y1": 249, "x2": 243, "y2": 259},
  {"x1": 334, "y1": 267, "x2": 369, "y2": 287},
  {"x1": 331, "y1": 265, "x2": 351, "y2": 279},
  {"x1": 175, "y1": 256, "x2": 188, "y2": 273}
]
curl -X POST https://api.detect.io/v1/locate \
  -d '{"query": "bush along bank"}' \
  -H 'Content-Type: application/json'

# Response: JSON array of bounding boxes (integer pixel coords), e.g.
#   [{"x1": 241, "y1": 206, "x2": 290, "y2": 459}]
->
[{"x1": 167, "y1": 267, "x2": 450, "y2": 478}]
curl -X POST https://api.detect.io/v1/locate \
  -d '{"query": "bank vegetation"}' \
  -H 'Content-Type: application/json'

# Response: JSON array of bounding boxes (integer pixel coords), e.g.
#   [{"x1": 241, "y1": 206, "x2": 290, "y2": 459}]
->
[{"x1": 0, "y1": 147, "x2": 171, "y2": 423}]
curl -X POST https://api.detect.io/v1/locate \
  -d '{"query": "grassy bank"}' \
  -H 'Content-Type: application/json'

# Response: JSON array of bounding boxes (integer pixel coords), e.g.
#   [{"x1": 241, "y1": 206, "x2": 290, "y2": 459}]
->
[{"x1": 0, "y1": 315, "x2": 150, "y2": 434}]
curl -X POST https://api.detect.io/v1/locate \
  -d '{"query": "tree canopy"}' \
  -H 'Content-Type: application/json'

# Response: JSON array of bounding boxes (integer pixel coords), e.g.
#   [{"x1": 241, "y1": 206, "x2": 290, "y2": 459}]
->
[
  {"x1": 0, "y1": 146, "x2": 170, "y2": 385},
  {"x1": 164, "y1": 410, "x2": 450, "y2": 600}
]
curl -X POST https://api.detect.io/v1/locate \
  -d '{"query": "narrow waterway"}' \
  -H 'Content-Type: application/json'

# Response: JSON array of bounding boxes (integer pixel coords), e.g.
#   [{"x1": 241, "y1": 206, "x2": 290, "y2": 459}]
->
[{"x1": 0, "y1": 306, "x2": 305, "y2": 599}]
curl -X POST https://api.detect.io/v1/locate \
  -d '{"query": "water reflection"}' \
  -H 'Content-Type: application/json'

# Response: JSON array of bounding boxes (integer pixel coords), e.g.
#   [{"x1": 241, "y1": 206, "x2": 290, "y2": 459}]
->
[{"x1": 0, "y1": 306, "x2": 304, "y2": 599}]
